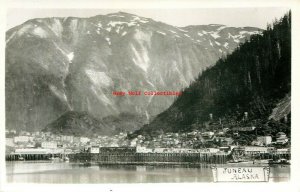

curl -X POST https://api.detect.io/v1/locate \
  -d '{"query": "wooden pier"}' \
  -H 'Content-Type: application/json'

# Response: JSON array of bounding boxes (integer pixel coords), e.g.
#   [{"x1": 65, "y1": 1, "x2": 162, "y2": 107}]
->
[
  {"x1": 69, "y1": 152, "x2": 229, "y2": 164},
  {"x1": 6, "y1": 153, "x2": 64, "y2": 161}
]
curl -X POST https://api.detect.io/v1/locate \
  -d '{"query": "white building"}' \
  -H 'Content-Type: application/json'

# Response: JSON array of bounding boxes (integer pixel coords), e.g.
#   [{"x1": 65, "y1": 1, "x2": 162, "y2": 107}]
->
[
  {"x1": 41, "y1": 141, "x2": 58, "y2": 149},
  {"x1": 276, "y1": 148, "x2": 290, "y2": 154},
  {"x1": 15, "y1": 148, "x2": 49, "y2": 154},
  {"x1": 276, "y1": 132, "x2": 289, "y2": 144},
  {"x1": 244, "y1": 146, "x2": 269, "y2": 154},
  {"x1": 89, "y1": 146, "x2": 100, "y2": 153},
  {"x1": 207, "y1": 148, "x2": 220, "y2": 153},
  {"x1": 14, "y1": 136, "x2": 33, "y2": 143},
  {"x1": 80, "y1": 137, "x2": 90, "y2": 144},
  {"x1": 130, "y1": 138, "x2": 138, "y2": 147},
  {"x1": 136, "y1": 146, "x2": 153, "y2": 153},
  {"x1": 61, "y1": 135, "x2": 74, "y2": 143},
  {"x1": 257, "y1": 136, "x2": 272, "y2": 146},
  {"x1": 202, "y1": 132, "x2": 215, "y2": 139}
]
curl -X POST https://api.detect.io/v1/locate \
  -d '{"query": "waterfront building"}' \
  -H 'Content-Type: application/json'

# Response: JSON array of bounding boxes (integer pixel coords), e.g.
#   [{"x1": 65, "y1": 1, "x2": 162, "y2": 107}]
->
[
  {"x1": 41, "y1": 141, "x2": 58, "y2": 149},
  {"x1": 276, "y1": 148, "x2": 290, "y2": 154},
  {"x1": 232, "y1": 126, "x2": 256, "y2": 132},
  {"x1": 14, "y1": 148, "x2": 49, "y2": 154},
  {"x1": 14, "y1": 136, "x2": 33, "y2": 143},
  {"x1": 99, "y1": 147, "x2": 136, "y2": 153},
  {"x1": 89, "y1": 146, "x2": 100, "y2": 153},
  {"x1": 244, "y1": 146, "x2": 269, "y2": 154},
  {"x1": 136, "y1": 146, "x2": 153, "y2": 153},
  {"x1": 130, "y1": 138, "x2": 138, "y2": 147},
  {"x1": 276, "y1": 132, "x2": 289, "y2": 144}
]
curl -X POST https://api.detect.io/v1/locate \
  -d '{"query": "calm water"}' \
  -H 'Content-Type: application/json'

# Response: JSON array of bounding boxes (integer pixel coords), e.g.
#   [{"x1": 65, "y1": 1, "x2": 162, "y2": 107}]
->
[{"x1": 6, "y1": 161, "x2": 290, "y2": 183}]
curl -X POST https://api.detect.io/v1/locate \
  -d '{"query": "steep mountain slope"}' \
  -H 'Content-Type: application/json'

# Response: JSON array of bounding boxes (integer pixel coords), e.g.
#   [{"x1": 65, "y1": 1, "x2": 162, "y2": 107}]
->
[
  {"x1": 43, "y1": 111, "x2": 147, "y2": 136},
  {"x1": 6, "y1": 12, "x2": 262, "y2": 133},
  {"x1": 134, "y1": 12, "x2": 291, "y2": 137}
]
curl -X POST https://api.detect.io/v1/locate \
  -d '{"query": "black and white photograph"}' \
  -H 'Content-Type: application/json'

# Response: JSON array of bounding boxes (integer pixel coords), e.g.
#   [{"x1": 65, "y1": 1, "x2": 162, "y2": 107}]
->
[{"x1": 1, "y1": 1, "x2": 299, "y2": 191}]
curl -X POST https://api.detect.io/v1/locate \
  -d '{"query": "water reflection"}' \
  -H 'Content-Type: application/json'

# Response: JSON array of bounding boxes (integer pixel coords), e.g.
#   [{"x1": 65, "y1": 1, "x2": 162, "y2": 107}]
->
[{"x1": 6, "y1": 161, "x2": 289, "y2": 183}]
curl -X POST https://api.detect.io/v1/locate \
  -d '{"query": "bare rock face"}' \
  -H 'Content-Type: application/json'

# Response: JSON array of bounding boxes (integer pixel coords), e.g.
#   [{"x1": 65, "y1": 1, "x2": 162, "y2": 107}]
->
[{"x1": 5, "y1": 12, "x2": 262, "y2": 133}]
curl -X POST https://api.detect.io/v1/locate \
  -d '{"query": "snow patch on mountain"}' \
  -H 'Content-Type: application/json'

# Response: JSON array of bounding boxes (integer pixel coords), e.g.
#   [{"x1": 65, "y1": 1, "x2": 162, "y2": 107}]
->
[
  {"x1": 217, "y1": 26, "x2": 226, "y2": 31},
  {"x1": 132, "y1": 16, "x2": 149, "y2": 23},
  {"x1": 85, "y1": 70, "x2": 113, "y2": 87},
  {"x1": 224, "y1": 42, "x2": 229, "y2": 49},
  {"x1": 131, "y1": 44, "x2": 150, "y2": 72},
  {"x1": 210, "y1": 32, "x2": 220, "y2": 39},
  {"x1": 130, "y1": 30, "x2": 151, "y2": 72},
  {"x1": 69, "y1": 19, "x2": 79, "y2": 32},
  {"x1": 115, "y1": 26, "x2": 121, "y2": 34},
  {"x1": 97, "y1": 23, "x2": 102, "y2": 28},
  {"x1": 171, "y1": 61, "x2": 188, "y2": 86},
  {"x1": 50, "y1": 18, "x2": 63, "y2": 37},
  {"x1": 16, "y1": 24, "x2": 32, "y2": 36},
  {"x1": 240, "y1": 30, "x2": 261, "y2": 35},
  {"x1": 49, "y1": 85, "x2": 71, "y2": 109},
  {"x1": 32, "y1": 27, "x2": 48, "y2": 38},
  {"x1": 134, "y1": 29, "x2": 151, "y2": 46},
  {"x1": 67, "y1": 52, "x2": 74, "y2": 63},
  {"x1": 175, "y1": 27, "x2": 188, "y2": 33},
  {"x1": 6, "y1": 31, "x2": 17, "y2": 44},
  {"x1": 215, "y1": 41, "x2": 221, "y2": 46},
  {"x1": 228, "y1": 33, "x2": 243, "y2": 43},
  {"x1": 105, "y1": 37, "x2": 111, "y2": 45},
  {"x1": 91, "y1": 86, "x2": 112, "y2": 106},
  {"x1": 209, "y1": 40, "x2": 214, "y2": 47},
  {"x1": 233, "y1": 39, "x2": 240, "y2": 43},
  {"x1": 108, "y1": 15, "x2": 125, "y2": 18},
  {"x1": 156, "y1": 31, "x2": 166, "y2": 35},
  {"x1": 107, "y1": 21, "x2": 129, "y2": 27}
]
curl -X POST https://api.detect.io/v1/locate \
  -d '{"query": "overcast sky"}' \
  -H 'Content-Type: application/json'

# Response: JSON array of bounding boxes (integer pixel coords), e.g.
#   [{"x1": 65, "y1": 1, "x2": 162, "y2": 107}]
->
[{"x1": 7, "y1": 8, "x2": 290, "y2": 30}]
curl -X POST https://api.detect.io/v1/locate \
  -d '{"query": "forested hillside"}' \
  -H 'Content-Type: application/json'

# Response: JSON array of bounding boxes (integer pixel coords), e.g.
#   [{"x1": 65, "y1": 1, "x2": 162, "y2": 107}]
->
[{"x1": 133, "y1": 12, "x2": 291, "y2": 139}]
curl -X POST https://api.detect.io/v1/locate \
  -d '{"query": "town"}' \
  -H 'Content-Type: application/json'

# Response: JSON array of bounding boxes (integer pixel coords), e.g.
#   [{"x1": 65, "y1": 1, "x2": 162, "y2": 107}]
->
[{"x1": 5, "y1": 125, "x2": 290, "y2": 164}]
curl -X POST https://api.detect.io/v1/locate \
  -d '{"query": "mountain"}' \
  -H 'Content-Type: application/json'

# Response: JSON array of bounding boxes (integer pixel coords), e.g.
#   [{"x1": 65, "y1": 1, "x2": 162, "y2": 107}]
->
[
  {"x1": 133, "y1": 12, "x2": 291, "y2": 137},
  {"x1": 5, "y1": 11, "x2": 262, "y2": 133},
  {"x1": 43, "y1": 111, "x2": 147, "y2": 136},
  {"x1": 43, "y1": 111, "x2": 106, "y2": 136}
]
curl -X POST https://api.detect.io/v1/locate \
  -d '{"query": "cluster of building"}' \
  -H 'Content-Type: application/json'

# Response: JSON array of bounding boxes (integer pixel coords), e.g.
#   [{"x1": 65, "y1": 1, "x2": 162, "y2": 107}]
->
[
  {"x1": 5, "y1": 127, "x2": 290, "y2": 157},
  {"x1": 131, "y1": 128, "x2": 290, "y2": 149},
  {"x1": 5, "y1": 130, "x2": 129, "y2": 154}
]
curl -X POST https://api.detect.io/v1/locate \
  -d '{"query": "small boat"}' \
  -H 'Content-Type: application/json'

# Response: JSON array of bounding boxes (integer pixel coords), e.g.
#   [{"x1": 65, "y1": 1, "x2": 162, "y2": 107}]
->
[{"x1": 18, "y1": 156, "x2": 25, "y2": 161}]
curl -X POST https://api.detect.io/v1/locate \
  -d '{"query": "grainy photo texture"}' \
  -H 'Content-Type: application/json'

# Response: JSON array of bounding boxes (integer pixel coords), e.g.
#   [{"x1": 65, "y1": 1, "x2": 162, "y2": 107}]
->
[{"x1": 5, "y1": 8, "x2": 291, "y2": 183}]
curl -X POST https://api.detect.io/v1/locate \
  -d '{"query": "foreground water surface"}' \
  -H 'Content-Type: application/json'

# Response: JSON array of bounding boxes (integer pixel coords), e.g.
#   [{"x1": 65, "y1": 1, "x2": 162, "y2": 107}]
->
[{"x1": 6, "y1": 161, "x2": 290, "y2": 183}]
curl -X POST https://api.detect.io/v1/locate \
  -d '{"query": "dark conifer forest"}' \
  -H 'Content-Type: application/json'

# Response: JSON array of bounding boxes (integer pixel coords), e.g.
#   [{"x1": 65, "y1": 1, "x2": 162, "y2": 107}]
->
[{"x1": 133, "y1": 12, "x2": 291, "y2": 141}]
